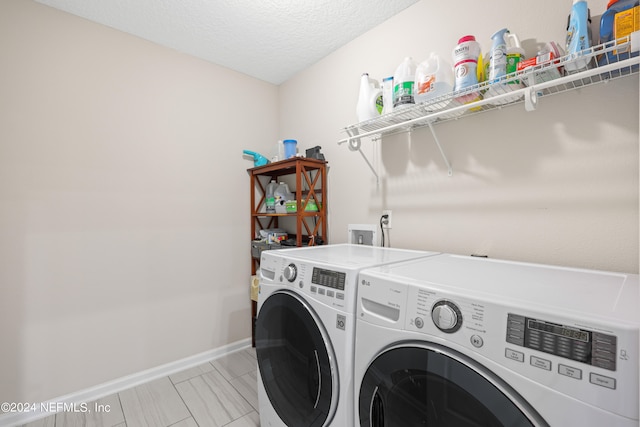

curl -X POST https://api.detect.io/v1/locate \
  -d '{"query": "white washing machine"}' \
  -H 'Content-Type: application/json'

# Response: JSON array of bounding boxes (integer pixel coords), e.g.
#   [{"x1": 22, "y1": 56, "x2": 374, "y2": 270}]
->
[
  {"x1": 354, "y1": 254, "x2": 639, "y2": 427},
  {"x1": 255, "y1": 244, "x2": 439, "y2": 427}
]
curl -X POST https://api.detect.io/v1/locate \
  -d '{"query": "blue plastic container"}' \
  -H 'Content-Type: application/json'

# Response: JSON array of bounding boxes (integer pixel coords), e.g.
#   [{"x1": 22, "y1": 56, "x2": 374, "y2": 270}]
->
[
  {"x1": 283, "y1": 139, "x2": 297, "y2": 159},
  {"x1": 565, "y1": 0, "x2": 591, "y2": 72},
  {"x1": 599, "y1": 0, "x2": 639, "y2": 66}
]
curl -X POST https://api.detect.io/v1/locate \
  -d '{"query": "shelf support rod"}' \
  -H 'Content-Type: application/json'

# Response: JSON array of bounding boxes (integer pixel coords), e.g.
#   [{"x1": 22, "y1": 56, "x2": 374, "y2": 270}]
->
[
  {"x1": 428, "y1": 122, "x2": 453, "y2": 176},
  {"x1": 357, "y1": 146, "x2": 379, "y2": 184},
  {"x1": 346, "y1": 128, "x2": 380, "y2": 184}
]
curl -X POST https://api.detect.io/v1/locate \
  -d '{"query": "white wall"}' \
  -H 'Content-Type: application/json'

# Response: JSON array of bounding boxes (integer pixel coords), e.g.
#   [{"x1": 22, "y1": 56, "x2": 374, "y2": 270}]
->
[
  {"x1": 0, "y1": 0, "x2": 277, "y2": 403},
  {"x1": 279, "y1": 0, "x2": 639, "y2": 273}
]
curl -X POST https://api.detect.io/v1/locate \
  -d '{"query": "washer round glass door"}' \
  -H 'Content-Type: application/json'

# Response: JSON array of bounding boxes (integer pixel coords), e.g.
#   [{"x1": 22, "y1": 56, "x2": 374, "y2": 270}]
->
[
  {"x1": 359, "y1": 343, "x2": 549, "y2": 427},
  {"x1": 256, "y1": 291, "x2": 337, "y2": 427}
]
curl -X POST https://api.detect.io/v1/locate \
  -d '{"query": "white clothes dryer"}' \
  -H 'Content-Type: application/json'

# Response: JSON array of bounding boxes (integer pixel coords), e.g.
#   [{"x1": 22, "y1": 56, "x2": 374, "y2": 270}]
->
[
  {"x1": 255, "y1": 244, "x2": 439, "y2": 427},
  {"x1": 354, "y1": 254, "x2": 639, "y2": 427}
]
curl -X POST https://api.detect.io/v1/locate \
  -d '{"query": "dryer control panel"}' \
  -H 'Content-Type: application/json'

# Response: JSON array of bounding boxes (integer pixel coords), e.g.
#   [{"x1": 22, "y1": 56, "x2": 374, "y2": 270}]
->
[{"x1": 506, "y1": 314, "x2": 617, "y2": 371}]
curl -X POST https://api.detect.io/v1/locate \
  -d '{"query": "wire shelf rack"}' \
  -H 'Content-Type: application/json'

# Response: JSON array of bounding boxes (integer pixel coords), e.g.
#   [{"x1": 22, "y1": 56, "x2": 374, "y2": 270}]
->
[{"x1": 340, "y1": 34, "x2": 639, "y2": 151}]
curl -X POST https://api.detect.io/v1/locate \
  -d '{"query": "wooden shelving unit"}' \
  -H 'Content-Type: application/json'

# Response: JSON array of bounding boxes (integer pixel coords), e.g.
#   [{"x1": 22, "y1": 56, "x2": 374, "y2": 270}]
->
[{"x1": 247, "y1": 157, "x2": 328, "y2": 345}]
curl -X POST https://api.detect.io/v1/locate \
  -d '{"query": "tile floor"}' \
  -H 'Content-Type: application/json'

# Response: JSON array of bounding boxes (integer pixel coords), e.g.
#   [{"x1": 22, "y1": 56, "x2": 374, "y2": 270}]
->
[{"x1": 21, "y1": 348, "x2": 259, "y2": 427}]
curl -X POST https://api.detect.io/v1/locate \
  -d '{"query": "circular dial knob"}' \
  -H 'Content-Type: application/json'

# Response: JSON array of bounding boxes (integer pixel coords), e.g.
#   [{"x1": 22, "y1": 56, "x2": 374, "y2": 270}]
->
[
  {"x1": 431, "y1": 300, "x2": 462, "y2": 333},
  {"x1": 283, "y1": 263, "x2": 297, "y2": 282}
]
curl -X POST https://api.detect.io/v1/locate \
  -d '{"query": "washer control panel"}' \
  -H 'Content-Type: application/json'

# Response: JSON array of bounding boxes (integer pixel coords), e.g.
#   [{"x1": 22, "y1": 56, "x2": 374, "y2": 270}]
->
[
  {"x1": 311, "y1": 267, "x2": 346, "y2": 291},
  {"x1": 259, "y1": 254, "x2": 350, "y2": 310}
]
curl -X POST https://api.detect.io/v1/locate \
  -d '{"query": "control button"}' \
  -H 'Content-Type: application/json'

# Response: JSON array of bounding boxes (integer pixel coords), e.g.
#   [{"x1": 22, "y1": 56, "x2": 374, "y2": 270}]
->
[
  {"x1": 506, "y1": 333, "x2": 524, "y2": 346},
  {"x1": 558, "y1": 364, "x2": 582, "y2": 380},
  {"x1": 435, "y1": 306, "x2": 455, "y2": 328},
  {"x1": 505, "y1": 348, "x2": 525, "y2": 363},
  {"x1": 327, "y1": 290, "x2": 335, "y2": 298},
  {"x1": 594, "y1": 342, "x2": 616, "y2": 353},
  {"x1": 507, "y1": 314, "x2": 526, "y2": 325},
  {"x1": 506, "y1": 314, "x2": 526, "y2": 345},
  {"x1": 415, "y1": 317, "x2": 424, "y2": 329},
  {"x1": 528, "y1": 341, "x2": 541, "y2": 350},
  {"x1": 557, "y1": 337, "x2": 571, "y2": 346},
  {"x1": 283, "y1": 264, "x2": 297, "y2": 282},
  {"x1": 589, "y1": 373, "x2": 616, "y2": 390},
  {"x1": 594, "y1": 347, "x2": 616, "y2": 359},
  {"x1": 318, "y1": 288, "x2": 325, "y2": 295},
  {"x1": 470, "y1": 335, "x2": 484, "y2": 348},
  {"x1": 431, "y1": 300, "x2": 462, "y2": 333},
  {"x1": 530, "y1": 356, "x2": 552, "y2": 371},
  {"x1": 593, "y1": 332, "x2": 617, "y2": 345},
  {"x1": 592, "y1": 357, "x2": 616, "y2": 371},
  {"x1": 336, "y1": 293, "x2": 344, "y2": 300},
  {"x1": 298, "y1": 281, "x2": 304, "y2": 288},
  {"x1": 310, "y1": 286, "x2": 317, "y2": 293}
]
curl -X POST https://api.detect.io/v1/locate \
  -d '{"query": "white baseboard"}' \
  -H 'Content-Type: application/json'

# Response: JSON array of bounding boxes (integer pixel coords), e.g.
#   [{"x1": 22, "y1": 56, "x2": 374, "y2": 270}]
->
[{"x1": 0, "y1": 338, "x2": 252, "y2": 427}]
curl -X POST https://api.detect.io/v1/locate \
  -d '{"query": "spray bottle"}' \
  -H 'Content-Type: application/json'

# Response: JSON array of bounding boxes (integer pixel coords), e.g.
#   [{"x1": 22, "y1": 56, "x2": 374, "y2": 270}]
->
[
  {"x1": 486, "y1": 30, "x2": 526, "y2": 105},
  {"x1": 489, "y1": 28, "x2": 509, "y2": 83}
]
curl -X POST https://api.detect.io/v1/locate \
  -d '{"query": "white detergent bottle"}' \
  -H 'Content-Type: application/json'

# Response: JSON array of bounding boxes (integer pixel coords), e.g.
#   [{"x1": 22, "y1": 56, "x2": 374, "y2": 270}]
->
[
  {"x1": 356, "y1": 73, "x2": 382, "y2": 122},
  {"x1": 488, "y1": 28, "x2": 509, "y2": 83},
  {"x1": 274, "y1": 182, "x2": 293, "y2": 213},
  {"x1": 414, "y1": 53, "x2": 454, "y2": 110},
  {"x1": 393, "y1": 57, "x2": 418, "y2": 109},
  {"x1": 265, "y1": 180, "x2": 277, "y2": 213}
]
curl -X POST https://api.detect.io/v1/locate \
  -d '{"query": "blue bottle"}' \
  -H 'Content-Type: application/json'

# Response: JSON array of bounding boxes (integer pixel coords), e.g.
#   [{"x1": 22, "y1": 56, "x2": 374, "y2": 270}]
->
[
  {"x1": 599, "y1": 0, "x2": 639, "y2": 66},
  {"x1": 565, "y1": 0, "x2": 591, "y2": 72},
  {"x1": 489, "y1": 28, "x2": 509, "y2": 83}
]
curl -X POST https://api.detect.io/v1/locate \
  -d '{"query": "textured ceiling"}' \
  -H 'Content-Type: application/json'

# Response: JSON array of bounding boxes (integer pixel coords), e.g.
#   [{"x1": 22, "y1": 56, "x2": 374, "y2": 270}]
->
[{"x1": 34, "y1": 0, "x2": 418, "y2": 85}]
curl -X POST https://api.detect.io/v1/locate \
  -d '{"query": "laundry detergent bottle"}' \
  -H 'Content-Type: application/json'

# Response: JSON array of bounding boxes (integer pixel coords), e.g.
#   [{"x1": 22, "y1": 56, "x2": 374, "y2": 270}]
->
[
  {"x1": 489, "y1": 28, "x2": 509, "y2": 83},
  {"x1": 565, "y1": 0, "x2": 591, "y2": 72},
  {"x1": 393, "y1": 57, "x2": 418, "y2": 109},
  {"x1": 356, "y1": 73, "x2": 383, "y2": 122},
  {"x1": 599, "y1": 0, "x2": 640, "y2": 65},
  {"x1": 265, "y1": 180, "x2": 277, "y2": 213}
]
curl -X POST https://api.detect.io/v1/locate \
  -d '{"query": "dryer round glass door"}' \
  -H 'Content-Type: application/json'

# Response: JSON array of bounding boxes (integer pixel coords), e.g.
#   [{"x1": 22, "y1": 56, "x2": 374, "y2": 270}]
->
[
  {"x1": 256, "y1": 291, "x2": 337, "y2": 427},
  {"x1": 359, "y1": 343, "x2": 549, "y2": 427}
]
